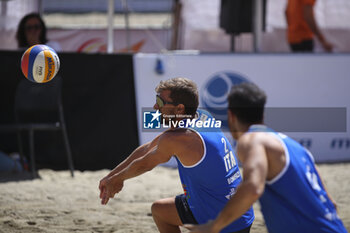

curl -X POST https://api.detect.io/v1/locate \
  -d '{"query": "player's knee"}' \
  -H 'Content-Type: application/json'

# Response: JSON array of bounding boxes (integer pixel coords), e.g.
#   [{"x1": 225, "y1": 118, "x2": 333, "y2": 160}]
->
[
  {"x1": 151, "y1": 200, "x2": 162, "y2": 217},
  {"x1": 152, "y1": 199, "x2": 171, "y2": 219}
]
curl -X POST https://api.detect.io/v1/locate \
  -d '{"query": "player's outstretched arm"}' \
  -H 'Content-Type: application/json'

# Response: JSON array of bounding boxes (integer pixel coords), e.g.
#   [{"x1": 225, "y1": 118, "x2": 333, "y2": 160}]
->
[
  {"x1": 104, "y1": 134, "x2": 162, "y2": 178},
  {"x1": 100, "y1": 133, "x2": 174, "y2": 205},
  {"x1": 185, "y1": 134, "x2": 268, "y2": 233},
  {"x1": 99, "y1": 134, "x2": 161, "y2": 197}
]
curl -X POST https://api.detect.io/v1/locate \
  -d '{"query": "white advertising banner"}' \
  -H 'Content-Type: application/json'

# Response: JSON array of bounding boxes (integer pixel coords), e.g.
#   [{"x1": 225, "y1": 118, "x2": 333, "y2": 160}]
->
[
  {"x1": 46, "y1": 29, "x2": 169, "y2": 53},
  {"x1": 0, "y1": 28, "x2": 169, "y2": 53},
  {"x1": 133, "y1": 53, "x2": 350, "y2": 163}
]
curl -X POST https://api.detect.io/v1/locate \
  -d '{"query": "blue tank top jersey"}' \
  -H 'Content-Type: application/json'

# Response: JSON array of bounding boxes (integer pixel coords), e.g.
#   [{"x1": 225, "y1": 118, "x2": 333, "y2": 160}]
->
[
  {"x1": 248, "y1": 125, "x2": 347, "y2": 233},
  {"x1": 175, "y1": 109, "x2": 255, "y2": 233}
]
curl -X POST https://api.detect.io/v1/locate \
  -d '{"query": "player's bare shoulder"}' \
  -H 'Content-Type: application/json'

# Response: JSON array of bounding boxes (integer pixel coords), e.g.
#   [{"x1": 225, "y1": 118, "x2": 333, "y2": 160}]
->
[
  {"x1": 161, "y1": 128, "x2": 199, "y2": 143},
  {"x1": 237, "y1": 131, "x2": 266, "y2": 150},
  {"x1": 239, "y1": 130, "x2": 286, "y2": 179},
  {"x1": 161, "y1": 128, "x2": 204, "y2": 166},
  {"x1": 239, "y1": 131, "x2": 283, "y2": 152}
]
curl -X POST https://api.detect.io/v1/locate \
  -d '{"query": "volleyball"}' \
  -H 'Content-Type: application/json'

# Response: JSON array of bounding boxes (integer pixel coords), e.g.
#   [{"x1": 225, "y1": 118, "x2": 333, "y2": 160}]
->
[{"x1": 21, "y1": 44, "x2": 60, "y2": 83}]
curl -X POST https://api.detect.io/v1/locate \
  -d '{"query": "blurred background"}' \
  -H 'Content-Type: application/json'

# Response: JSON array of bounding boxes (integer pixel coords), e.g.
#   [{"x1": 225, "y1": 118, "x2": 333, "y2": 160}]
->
[
  {"x1": 1, "y1": 0, "x2": 350, "y2": 53},
  {"x1": 0, "y1": 0, "x2": 349, "y2": 172}
]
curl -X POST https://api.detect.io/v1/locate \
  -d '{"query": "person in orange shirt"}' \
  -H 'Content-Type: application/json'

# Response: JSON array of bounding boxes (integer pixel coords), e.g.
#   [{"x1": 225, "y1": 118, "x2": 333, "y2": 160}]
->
[{"x1": 285, "y1": 0, "x2": 333, "y2": 52}]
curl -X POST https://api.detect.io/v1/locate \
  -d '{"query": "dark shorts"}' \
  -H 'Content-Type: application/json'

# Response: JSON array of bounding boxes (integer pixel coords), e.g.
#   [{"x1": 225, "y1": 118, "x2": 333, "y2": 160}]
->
[
  {"x1": 290, "y1": 39, "x2": 314, "y2": 52},
  {"x1": 174, "y1": 194, "x2": 251, "y2": 233},
  {"x1": 175, "y1": 194, "x2": 198, "y2": 224}
]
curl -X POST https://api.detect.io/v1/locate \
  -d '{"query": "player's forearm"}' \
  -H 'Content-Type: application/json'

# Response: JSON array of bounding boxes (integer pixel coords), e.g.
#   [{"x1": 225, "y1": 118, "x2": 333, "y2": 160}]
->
[
  {"x1": 212, "y1": 182, "x2": 261, "y2": 232},
  {"x1": 106, "y1": 143, "x2": 151, "y2": 177},
  {"x1": 113, "y1": 156, "x2": 156, "y2": 182}
]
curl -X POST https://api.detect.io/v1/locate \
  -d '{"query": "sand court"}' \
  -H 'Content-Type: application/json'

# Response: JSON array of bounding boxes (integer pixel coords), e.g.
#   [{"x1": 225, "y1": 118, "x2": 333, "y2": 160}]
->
[{"x1": 0, "y1": 163, "x2": 349, "y2": 233}]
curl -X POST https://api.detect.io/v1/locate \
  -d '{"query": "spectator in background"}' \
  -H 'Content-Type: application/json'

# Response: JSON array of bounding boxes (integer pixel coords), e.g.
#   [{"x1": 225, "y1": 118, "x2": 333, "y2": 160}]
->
[
  {"x1": 16, "y1": 13, "x2": 62, "y2": 51},
  {"x1": 285, "y1": 0, "x2": 333, "y2": 52}
]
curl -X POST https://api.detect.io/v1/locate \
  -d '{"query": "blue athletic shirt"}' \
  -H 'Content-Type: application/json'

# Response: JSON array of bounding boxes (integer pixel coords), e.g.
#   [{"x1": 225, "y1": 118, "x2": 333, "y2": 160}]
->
[
  {"x1": 248, "y1": 125, "x2": 347, "y2": 233},
  {"x1": 175, "y1": 109, "x2": 255, "y2": 233}
]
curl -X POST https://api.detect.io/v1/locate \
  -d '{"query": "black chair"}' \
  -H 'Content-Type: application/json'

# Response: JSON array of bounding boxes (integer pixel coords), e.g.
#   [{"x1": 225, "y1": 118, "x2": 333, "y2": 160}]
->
[{"x1": 12, "y1": 76, "x2": 74, "y2": 178}]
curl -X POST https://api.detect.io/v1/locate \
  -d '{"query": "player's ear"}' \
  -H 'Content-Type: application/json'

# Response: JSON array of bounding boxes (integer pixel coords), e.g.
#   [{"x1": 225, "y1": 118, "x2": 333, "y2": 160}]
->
[
  {"x1": 176, "y1": 104, "x2": 185, "y2": 115},
  {"x1": 227, "y1": 109, "x2": 236, "y2": 124}
]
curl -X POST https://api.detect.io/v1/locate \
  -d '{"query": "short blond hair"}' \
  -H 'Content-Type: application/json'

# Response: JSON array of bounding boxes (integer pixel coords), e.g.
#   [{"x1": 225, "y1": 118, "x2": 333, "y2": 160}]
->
[{"x1": 155, "y1": 77, "x2": 199, "y2": 116}]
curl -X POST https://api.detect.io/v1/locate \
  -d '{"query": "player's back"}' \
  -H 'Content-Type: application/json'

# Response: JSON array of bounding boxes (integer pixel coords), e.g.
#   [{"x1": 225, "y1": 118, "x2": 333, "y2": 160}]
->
[{"x1": 251, "y1": 125, "x2": 347, "y2": 233}]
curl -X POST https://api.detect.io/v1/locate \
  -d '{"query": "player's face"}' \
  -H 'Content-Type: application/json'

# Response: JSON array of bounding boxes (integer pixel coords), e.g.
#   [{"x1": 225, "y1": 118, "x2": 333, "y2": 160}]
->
[{"x1": 154, "y1": 90, "x2": 178, "y2": 123}]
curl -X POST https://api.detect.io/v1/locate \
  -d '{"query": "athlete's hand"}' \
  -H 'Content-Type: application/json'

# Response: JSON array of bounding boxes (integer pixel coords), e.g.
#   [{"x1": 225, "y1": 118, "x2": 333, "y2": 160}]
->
[
  {"x1": 99, "y1": 175, "x2": 124, "y2": 205},
  {"x1": 184, "y1": 220, "x2": 220, "y2": 233},
  {"x1": 99, "y1": 176, "x2": 109, "y2": 203},
  {"x1": 99, "y1": 176, "x2": 108, "y2": 196}
]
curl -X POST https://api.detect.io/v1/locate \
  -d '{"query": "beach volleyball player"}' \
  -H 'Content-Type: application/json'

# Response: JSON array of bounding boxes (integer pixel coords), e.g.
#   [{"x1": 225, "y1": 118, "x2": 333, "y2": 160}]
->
[
  {"x1": 99, "y1": 78, "x2": 254, "y2": 233},
  {"x1": 186, "y1": 83, "x2": 347, "y2": 233}
]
